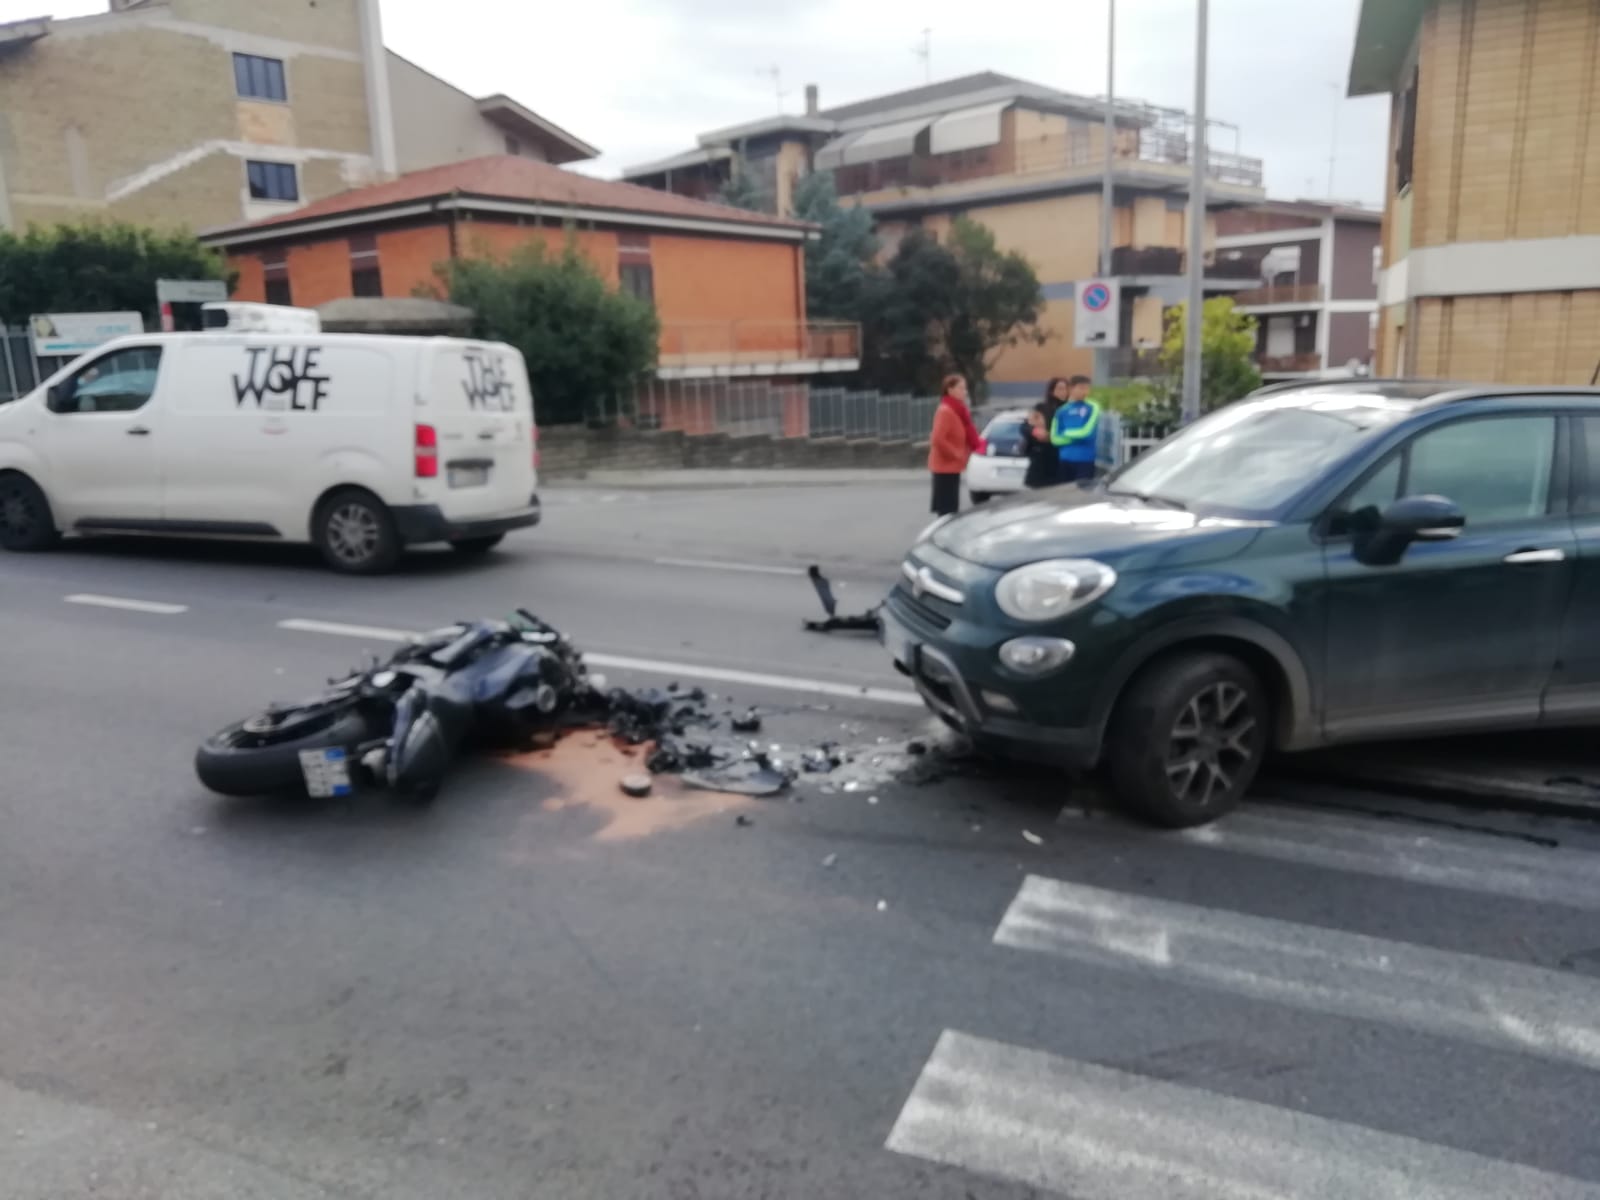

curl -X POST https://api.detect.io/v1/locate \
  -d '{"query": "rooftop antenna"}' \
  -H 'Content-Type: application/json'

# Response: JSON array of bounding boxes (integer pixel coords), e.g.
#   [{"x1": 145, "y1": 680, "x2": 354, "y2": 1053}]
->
[
  {"x1": 759, "y1": 64, "x2": 788, "y2": 113},
  {"x1": 914, "y1": 28, "x2": 932, "y2": 83}
]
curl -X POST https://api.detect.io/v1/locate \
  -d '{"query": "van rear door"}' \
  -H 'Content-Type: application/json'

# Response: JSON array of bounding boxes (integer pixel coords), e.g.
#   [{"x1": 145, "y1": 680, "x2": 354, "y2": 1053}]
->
[{"x1": 421, "y1": 341, "x2": 535, "y2": 519}]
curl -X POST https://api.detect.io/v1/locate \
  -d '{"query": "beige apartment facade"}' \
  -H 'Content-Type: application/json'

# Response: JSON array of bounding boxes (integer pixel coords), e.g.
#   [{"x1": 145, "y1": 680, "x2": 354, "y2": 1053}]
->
[
  {"x1": 0, "y1": 0, "x2": 595, "y2": 235},
  {"x1": 1351, "y1": 0, "x2": 1600, "y2": 384}
]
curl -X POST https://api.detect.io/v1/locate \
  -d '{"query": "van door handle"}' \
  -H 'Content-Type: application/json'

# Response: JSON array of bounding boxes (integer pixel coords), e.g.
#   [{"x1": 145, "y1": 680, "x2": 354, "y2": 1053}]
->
[
  {"x1": 127, "y1": 426, "x2": 151, "y2": 437},
  {"x1": 1504, "y1": 548, "x2": 1565, "y2": 564}
]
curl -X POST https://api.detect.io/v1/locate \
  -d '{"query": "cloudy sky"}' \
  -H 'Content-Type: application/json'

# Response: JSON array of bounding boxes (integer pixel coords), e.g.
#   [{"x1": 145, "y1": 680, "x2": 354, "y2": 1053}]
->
[{"x1": 24, "y1": 0, "x2": 1392, "y2": 205}]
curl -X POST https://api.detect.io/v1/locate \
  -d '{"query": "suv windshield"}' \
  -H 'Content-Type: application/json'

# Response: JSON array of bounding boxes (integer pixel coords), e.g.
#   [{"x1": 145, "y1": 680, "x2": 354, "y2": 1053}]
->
[{"x1": 1108, "y1": 400, "x2": 1399, "y2": 517}]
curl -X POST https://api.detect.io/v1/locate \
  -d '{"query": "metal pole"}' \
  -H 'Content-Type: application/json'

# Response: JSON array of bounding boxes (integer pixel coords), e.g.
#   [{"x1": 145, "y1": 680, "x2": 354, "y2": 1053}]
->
[
  {"x1": 1094, "y1": 0, "x2": 1116, "y2": 386},
  {"x1": 1181, "y1": 0, "x2": 1209, "y2": 425}
]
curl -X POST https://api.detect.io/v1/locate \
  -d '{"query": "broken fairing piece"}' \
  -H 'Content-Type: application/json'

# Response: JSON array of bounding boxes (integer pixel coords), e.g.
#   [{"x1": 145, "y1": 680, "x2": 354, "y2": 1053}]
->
[
  {"x1": 731, "y1": 708, "x2": 763, "y2": 734},
  {"x1": 803, "y1": 565, "x2": 882, "y2": 635},
  {"x1": 682, "y1": 762, "x2": 792, "y2": 797}
]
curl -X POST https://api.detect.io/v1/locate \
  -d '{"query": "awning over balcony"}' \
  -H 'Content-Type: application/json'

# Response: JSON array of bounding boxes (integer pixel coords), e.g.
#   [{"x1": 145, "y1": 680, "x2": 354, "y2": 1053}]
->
[
  {"x1": 928, "y1": 100, "x2": 1011, "y2": 154},
  {"x1": 816, "y1": 116, "x2": 934, "y2": 169}
]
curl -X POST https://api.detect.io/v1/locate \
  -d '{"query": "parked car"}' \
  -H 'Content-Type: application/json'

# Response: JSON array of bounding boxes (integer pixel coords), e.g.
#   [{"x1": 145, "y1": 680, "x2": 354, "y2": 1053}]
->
[
  {"x1": 0, "y1": 332, "x2": 541, "y2": 574},
  {"x1": 965, "y1": 409, "x2": 1030, "y2": 503},
  {"x1": 881, "y1": 380, "x2": 1600, "y2": 827}
]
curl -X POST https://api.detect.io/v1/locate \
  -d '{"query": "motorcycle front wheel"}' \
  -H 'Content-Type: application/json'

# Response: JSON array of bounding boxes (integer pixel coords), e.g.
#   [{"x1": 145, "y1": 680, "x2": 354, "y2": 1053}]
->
[{"x1": 195, "y1": 705, "x2": 382, "y2": 797}]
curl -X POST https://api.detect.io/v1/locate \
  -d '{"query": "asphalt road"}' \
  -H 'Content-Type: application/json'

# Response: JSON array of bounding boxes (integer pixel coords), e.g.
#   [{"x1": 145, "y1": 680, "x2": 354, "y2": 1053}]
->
[{"x1": 5, "y1": 478, "x2": 1600, "y2": 1199}]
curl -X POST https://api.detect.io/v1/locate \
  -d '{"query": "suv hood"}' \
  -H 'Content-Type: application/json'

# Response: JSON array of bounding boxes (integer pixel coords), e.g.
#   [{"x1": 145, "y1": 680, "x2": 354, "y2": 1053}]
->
[{"x1": 930, "y1": 492, "x2": 1271, "y2": 570}]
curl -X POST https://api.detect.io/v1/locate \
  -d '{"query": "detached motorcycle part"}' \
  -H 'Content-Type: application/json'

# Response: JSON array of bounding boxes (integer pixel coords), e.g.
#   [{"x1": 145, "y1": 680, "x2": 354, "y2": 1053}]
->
[{"x1": 196, "y1": 706, "x2": 381, "y2": 797}]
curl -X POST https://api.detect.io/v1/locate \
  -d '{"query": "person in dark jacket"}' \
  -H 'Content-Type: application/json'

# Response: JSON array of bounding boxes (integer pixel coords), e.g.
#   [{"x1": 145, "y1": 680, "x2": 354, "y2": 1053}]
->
[
  {"x1": 1051, "y1": 375, "x2": 1102, "y2": 484},
  {"x1": 1024, "y1": 377, "x2": 1069, "y2": 488}
]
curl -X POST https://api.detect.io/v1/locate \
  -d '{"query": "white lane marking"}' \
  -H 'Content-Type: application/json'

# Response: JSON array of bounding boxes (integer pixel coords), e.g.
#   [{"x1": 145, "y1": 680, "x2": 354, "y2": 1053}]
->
[
  {"x1": 276, "y1": 618, "x2": 416, "y2": 643},
  {"x1": 276, "y1": 619, "x2": 924, "y2": 708},
  {"x1": 1180, "y1": 806, "x2": 1600, "y2": 912},
  {"x1": 64, "y1": 593, "x2": 188, "y2": 615},
  {"x1": 652, "y1": 557, "x2": 807, "y2": 577},
  {"x1": 887, "y1": 1030, "x2": 1600, "y2": 1200},
  {"x1": 996, "y1": 875, "x2": 1600, "y2": 1071}
]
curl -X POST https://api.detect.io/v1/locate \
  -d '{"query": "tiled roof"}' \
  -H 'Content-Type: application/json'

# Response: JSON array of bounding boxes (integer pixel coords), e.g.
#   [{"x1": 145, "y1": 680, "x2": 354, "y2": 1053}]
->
[{"x1": 213, "y1": 156, "x2": 809, "y2": 238}]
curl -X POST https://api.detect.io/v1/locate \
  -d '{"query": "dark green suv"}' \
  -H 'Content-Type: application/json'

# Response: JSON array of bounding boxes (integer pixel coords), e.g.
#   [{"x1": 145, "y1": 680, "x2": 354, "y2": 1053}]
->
[{"x1": 881, "y1": 381, "x2": 1600, "y2": 827}]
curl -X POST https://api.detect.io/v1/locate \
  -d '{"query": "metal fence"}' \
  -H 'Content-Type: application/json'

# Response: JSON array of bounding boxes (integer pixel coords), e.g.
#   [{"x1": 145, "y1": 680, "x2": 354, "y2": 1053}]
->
[
  {"x1": 808, "y1": 388, "x2": 938, "y2": 441},
  {"x1": 1105, "y1": 412, "x2": 1174, "y2": 467},
  {"x1": 629, "y1": 378, "x2": 941, "y2": 442}
]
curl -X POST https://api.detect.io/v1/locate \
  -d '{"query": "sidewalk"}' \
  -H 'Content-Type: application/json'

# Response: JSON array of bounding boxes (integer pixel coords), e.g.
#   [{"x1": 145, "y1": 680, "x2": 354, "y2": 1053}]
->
[
  {"x1": 1292, "y1": 733, "x2": 1600, "y2": 820},
  {"x1": 548, "y1": 469, "x2": 929, "y2": 490}
]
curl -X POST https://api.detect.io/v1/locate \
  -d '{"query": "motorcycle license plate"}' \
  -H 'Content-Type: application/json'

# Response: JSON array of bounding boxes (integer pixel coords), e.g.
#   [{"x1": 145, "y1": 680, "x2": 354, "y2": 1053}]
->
[{"x1": 299, "y1": 748, "x2": 354, "y2": 798}]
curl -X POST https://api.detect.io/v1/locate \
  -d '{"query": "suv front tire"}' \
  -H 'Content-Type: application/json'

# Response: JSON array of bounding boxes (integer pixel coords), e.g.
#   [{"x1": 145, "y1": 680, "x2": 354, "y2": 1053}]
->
[{"x1": 1106, "y1": 651, "x2": 1269, "y2": 828}]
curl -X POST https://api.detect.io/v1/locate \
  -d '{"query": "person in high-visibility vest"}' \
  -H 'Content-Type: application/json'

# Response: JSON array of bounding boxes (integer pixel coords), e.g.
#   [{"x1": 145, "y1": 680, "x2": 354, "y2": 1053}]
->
[{"x1": 1050, "y1": 375, "x2": 1101, "y2": 484}]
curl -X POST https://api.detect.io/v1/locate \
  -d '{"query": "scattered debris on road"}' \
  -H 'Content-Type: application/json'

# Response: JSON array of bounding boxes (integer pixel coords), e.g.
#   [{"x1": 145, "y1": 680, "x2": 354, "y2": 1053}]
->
[
  {"x1": 620, "y1": 774, "x2": 654, "y2": 799},
  {"x1": 802, "y1": 565, "x2": 881, "y2": 634},
  {"x1": 821, "y1": 853, "x2": 838, "y2": 869},
  {"x1": 1023, "y1": 830, "x2": 1044, "y2": 846}
]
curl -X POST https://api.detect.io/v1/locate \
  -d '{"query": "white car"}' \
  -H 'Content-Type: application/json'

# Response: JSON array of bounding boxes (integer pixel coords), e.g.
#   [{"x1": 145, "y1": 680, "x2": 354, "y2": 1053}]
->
[
  {"x1": 0, "y1": 332, "x2": 540, "y2": 574},
  {"x1": 965, "y1": 408, "x2": 1031, "y2": 502}
]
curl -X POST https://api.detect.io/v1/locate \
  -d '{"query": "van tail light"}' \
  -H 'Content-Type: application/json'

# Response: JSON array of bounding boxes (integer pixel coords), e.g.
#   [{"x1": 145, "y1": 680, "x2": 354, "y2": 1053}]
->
[
  {"x1": 532, "y1": 423, "x2": 541, "y2": 471},
  {"x1": 415, "y1": 424, "x2": 439, "y2": 478}
]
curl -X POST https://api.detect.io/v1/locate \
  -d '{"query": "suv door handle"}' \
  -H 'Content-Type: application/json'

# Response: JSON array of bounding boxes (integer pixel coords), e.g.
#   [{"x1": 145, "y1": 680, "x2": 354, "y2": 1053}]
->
[
  {"x1": 126, "y1": 426, "x2": 151, "y2": 437},
  {"x1": 1504, "y1": 548, "x2": 1565, "y2": 564}
]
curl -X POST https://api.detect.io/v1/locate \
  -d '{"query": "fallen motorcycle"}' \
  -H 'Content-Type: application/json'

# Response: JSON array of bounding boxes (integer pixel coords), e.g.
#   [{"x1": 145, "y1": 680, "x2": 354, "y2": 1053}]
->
[{"x1": 195, "y1": 611, "x2": 594, "y2": 802}]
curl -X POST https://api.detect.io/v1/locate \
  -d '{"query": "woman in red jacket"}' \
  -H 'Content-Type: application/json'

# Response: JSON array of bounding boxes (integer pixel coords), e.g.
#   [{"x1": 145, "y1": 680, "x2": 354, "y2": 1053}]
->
[{"x1": 928, "y1": 374, "x2": 986, "y2": 516}]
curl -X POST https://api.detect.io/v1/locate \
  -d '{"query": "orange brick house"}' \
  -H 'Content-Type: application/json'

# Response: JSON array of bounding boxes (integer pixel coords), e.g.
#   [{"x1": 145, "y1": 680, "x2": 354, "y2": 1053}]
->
[{"x1": 200, "y1": 156, "x2": 860, "y2": 426}]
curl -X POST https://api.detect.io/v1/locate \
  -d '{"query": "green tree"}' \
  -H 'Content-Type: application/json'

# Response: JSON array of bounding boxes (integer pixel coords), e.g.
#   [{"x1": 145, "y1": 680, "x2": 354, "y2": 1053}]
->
[
  {"x1": 717, "y1": 163, "x2": 768, "y2": 213},
  {"x1": 789, "y1": 171, "x2": 878, "y2": 321},
  {"x1": 859, "y1": 218, "x2": 1047, "y2": 396},
  {"x1": 0, "y1": 222, "x2": 230, "y2": 328},
  {"x1": 433, "y1": 238, "x2": 659, "y2": 427},
  {"x1": 1155, "y1": 296, "x2": 1262, "y2": 421}
]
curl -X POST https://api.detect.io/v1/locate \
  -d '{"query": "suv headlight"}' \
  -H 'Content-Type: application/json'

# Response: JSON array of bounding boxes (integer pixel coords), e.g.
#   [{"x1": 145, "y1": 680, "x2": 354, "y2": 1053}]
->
[{"x1": 995, "y1": 559, "x2": 1117, "y2": 622}]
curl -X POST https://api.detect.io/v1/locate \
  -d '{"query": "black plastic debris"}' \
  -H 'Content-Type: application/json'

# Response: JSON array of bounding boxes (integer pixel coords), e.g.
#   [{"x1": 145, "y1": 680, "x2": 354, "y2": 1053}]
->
[
  {"x1": 684, "y1": 762, "x2": 792, "y2": 797},
  {"x1": 803, "y1": 565, "x2": 882, "y2": 634},
  {"x1": 731, "y1": 708, "x2": 763, "y2": 734}
]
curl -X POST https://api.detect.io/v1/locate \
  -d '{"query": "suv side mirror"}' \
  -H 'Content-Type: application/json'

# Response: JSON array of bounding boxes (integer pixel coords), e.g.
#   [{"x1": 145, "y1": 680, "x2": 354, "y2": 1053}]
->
[{"x1": 1355, "y1": 495, "x2": 1465, "y2": 566}]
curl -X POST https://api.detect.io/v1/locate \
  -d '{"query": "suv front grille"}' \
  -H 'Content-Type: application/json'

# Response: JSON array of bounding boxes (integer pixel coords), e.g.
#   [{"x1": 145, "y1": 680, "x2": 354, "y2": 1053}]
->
[{"x1": 890, "y1": 586, "x2": 952, "y2": 632}]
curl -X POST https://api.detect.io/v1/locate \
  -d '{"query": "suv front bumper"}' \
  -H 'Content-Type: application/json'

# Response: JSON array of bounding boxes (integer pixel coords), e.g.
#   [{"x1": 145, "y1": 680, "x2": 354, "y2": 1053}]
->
[{"x1": 880, "y1": 591, "x2": 1101, "y2": 769}]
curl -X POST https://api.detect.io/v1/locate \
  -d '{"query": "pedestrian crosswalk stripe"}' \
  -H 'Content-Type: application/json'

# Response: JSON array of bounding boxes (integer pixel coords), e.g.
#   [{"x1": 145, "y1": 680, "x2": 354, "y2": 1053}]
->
[
  {"x1": 887, "y1": 1030, "x2": 1600, "y2": 1200},
  {"x1": 1177, "y1": 806, "x2": 1600, "y2": 911},
  {"x1": 995, "y1": 875, "x2": 1600, "y2": 1071}
]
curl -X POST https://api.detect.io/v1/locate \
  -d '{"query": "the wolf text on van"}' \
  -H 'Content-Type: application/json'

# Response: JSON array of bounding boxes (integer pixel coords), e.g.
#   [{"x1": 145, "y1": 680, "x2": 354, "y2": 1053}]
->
[
  {"x1": 233, "y1": 346, "x2": 331, "y2": 412},
  {"x1": 462, "y1": 352, "x2": 517, "y2": 413}
]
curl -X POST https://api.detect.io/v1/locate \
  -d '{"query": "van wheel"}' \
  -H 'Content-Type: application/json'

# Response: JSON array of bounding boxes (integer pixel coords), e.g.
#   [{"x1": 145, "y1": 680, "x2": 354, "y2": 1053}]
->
[
  {"x1": 1105, "y1": 652, "x2": 1268, "y2": 828},
  {"x1": 314, "y1": 489, "x2": 400, "y2": 575},
  {"x1": 0, "y1": 473, "x2": 60, "y2": 552},
  {"x1": 452, "y1": 534, "x2": 504, "y2": 557}
]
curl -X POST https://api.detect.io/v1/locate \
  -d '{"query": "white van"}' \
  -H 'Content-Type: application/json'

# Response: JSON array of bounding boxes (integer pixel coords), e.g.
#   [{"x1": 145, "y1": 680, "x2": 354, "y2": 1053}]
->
[{"x1": 0, "y1": 333, "x2": 540, "y2": 573}]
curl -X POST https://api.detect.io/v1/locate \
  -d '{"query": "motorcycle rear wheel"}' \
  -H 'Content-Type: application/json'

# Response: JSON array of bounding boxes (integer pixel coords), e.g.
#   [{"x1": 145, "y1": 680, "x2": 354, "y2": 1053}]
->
[{"x1": 195, "y1": 706, "x2": 381, "y2": 797}]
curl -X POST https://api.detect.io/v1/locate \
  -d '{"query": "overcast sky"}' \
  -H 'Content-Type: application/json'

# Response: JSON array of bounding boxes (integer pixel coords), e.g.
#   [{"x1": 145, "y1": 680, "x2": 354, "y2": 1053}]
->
[{"x1": 23, "y1": 0, "x2": 1391, "y2": 205}]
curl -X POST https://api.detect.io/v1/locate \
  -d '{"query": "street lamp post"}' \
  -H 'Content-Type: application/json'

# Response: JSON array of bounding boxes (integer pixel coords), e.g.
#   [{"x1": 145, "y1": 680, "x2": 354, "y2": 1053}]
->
[
  {"x1": 1095, "y1": 0, "x2": 1116, "y2": 386},
  {"x1": 1181, "y1": 0, "x2": 1209, "y2": 425}
]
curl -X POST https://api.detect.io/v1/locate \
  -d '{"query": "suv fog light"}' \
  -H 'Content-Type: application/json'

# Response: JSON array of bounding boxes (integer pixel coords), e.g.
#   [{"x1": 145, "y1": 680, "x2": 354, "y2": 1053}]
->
[
  {"x1": 981, "y1": 690, "x2": 1020, "y2": 713},
  {"x1": 999, "y1": 637, "x2": 1076, "y2": 676}
]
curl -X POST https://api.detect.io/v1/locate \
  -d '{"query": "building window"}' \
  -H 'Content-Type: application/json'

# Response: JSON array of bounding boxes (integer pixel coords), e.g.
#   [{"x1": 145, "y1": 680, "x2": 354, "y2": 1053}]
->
[
  {"x1": 234, "y1": 53, "x2": 287, "y2": 102},
  {"x1": 263, "y1": 249, "x2": 292, "y2": 306},
  {"x1": 247, "y1": 160, "x2": 299, "y2": 203},
  {"x1": 505, "y1": 135, "x2": 522, "y2": 156},
  {"x1": 349, "y1": 235, "x2": 382, "y2": 297},
  {"x1": 620, "y1": 264, "x2": 654, "y2": 304},
  {"x1": 618, "y1": 231, "x2": 653, "y2": 304},
  {"x1": 1395, "y1": 67, "x2": 1418, "y2": 193}
]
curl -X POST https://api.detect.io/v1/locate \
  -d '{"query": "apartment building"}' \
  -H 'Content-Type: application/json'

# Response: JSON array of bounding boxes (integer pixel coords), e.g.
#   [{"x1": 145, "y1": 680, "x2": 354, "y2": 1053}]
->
[
  {"x1": 1215, "y1": 200, "x2": 1382, "y2": 381},
  {"x1": 1350, "y1": 0, "x2": 1600, "y2": 384},
  {"x1": 625, "y1": 73, "x2": 1268, "y2": 396},
  {"x1": 0, "y1": 0, "x2": 594, "y2": 235},
  {"x1": 201, "y1": 155, "x2": 858, "y2": 409}
]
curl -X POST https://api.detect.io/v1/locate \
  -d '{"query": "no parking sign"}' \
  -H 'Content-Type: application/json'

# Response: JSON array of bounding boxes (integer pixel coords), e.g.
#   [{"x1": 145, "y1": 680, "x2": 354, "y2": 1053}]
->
[{"x1": 1073, "y1": 278, "x2": 1122, "y2": 349}]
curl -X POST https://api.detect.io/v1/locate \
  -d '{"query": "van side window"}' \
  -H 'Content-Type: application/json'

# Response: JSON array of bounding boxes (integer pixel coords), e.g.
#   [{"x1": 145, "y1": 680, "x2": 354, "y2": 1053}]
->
[{"x1": 53, "y1": 347, "x2": 164, "y2": 415}]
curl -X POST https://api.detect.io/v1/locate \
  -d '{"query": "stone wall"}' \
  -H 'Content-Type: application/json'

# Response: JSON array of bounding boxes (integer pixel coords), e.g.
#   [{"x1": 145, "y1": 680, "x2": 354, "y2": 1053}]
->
[{"x1": 537, "y1": 425, "x2": 929, "y2": 478}]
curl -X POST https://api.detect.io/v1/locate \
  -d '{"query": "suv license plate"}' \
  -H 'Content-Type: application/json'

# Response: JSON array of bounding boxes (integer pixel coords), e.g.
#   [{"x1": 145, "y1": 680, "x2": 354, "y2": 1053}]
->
[
  {"x1": 299, "y1": 748, "x2": 354, "y2": 798},
  {"x1": 449, "y1": 464, "x2": 489, "y2": 489}
]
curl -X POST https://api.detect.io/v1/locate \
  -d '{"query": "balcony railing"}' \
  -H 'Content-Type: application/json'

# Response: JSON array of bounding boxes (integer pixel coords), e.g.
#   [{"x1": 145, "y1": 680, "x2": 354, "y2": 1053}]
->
[
  {"x1": 1233, "y1": 283, "x2": 1325, "y2": 307},
  {"x1": 1258, "y1": 352, "x2": 1322, "y2": 373},
  {"x1": 657, "y1": 320, "x2": 862, "y2": 372},
  {"x1": 1108, "y1": 246, "x2": 1265, "y2": 280}
]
